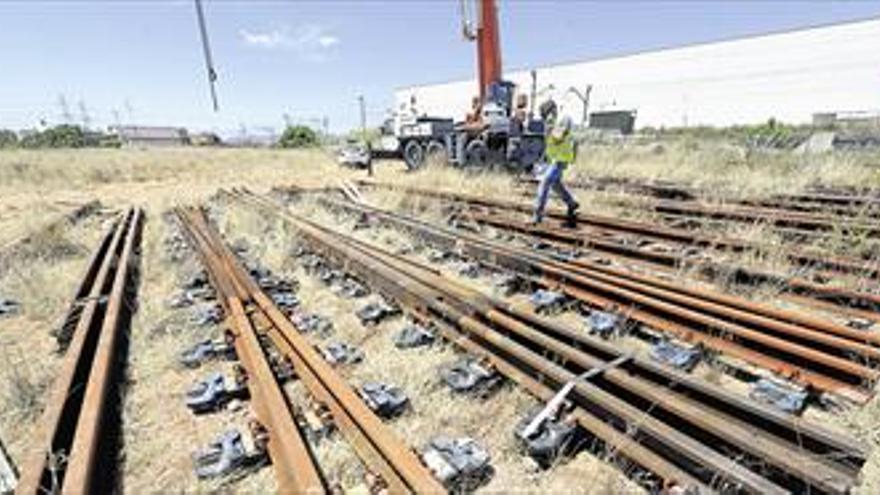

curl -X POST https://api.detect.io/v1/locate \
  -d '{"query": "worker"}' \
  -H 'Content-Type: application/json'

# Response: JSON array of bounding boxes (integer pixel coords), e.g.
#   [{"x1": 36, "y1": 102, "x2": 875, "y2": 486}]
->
[
  {"x1": 533, "y1": 115, "x2": 579, "y2": 227},
  {"x1": 511, "y1": 93, "x2": 528, "y2": 134},
  {"x1": 465, "y1": 95, "x2": 482, "y2": 124}
]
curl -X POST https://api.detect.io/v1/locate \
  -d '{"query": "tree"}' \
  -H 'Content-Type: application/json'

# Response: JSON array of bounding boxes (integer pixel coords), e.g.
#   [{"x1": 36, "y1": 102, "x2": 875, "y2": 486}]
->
[
  {"x1": 278, "y1": 125, "x2": 318, "y2": 148},
  {"x1": 20, "y1": 125, "x2": 86, "y2": 148},
  {"x1": 0, "y1": 129, "x2": 17, "y2": 148}
]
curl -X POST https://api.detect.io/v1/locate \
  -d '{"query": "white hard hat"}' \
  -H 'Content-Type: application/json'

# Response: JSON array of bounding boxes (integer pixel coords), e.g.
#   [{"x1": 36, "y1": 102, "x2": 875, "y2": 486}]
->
[
  {"x1": 552, "y1": 116, "x2": 573, "y2": 138},
  {"x1": 559, "y1": 116, "x2": 573, "y2": 132}
]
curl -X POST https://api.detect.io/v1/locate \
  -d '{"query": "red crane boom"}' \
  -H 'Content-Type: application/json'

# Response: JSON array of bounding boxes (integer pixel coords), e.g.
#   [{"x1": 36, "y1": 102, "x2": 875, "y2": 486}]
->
[{"x1": 463, "y1": 0, "x2": 503, "y2": 100}]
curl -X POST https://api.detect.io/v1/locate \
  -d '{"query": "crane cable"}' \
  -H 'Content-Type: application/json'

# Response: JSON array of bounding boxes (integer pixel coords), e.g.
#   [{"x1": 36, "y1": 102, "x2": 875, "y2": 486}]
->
[{"x1": 194, "y1": 0, "x2": 219, "y2": 112}]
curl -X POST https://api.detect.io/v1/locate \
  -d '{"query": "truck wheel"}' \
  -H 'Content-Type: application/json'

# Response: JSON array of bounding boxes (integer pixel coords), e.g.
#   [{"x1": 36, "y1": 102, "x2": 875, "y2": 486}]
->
[
  {"x1": 425, "y1": 140, "x2": 447, "y2": 164},
  {"x1": 464, "y1": 140, "x2": 489, "y2": 168},
  {"x1": 403, "y1": 140, "x2": 425, "y2": 170}
]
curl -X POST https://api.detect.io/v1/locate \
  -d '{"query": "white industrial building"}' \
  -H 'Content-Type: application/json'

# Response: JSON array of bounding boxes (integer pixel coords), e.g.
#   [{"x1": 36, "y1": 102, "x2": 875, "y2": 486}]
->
[{"x1": 395, "y1": 18, "x2": 880, "y2": 129}]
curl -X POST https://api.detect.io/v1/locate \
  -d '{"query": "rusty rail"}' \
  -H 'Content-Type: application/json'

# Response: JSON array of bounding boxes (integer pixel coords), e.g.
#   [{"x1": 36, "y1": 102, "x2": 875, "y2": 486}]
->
[
  {"x1": 175, "y1": 207, "x2": 443, "y2": 494},
  {"x1": 285, "y1": 189, "x2": 880, "y2": 403},
  {"x1": 360, "y1": 181, "x2": 880, "y2": 281},
  {"x1": 461, "y1": 209, "x2": 880, "y2": 322},
  {"x1": 228, "y1": 188, "x2": 867, "y2": 494},
  {"x1": 524, "y1": 176, "x2": 880, "y2": 217},
  {"x1": 16, "y1": 208, "x2": 143, "y2": 495},
  {"x1": 600, "y1": 195, "x2": 880, "y2": 238}
]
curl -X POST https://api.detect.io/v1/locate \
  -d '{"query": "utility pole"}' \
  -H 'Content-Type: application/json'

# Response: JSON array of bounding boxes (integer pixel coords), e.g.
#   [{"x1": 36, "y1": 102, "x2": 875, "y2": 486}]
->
[
  {"x1": 124, "y1": 99, "x2": 134, "y2": 124},
  {"x1": 78, "y1": 100, "x2": 91, "y2": 130},
  {"x1": 57, "y1": 94, "x2": 73, "y2": 125},
  {"x1": 567, "y1": 84, "x2": 592, "y2": 127},
  {"x1": 529, "y1": 70, "x2": 537, "y2": 119},
  {"x1": 358, "y1": 95, "x2": 367, "y2": 141},
  {"x1": 283, "y1": 113, "x2": 292, "y2": 128}
]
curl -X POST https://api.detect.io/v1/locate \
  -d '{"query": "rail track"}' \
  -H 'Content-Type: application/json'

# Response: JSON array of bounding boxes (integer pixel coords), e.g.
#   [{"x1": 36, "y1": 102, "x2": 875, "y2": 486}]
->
[
  {"x1": 227, "y1": 188, "x2": 869, "y2": 494},
  {"x1": 174, "y1": 206, "x2": 443, "y2": 494},
  {"x1": 529, "y1": 176, "x2": 880, "y2": 220},
  {"x1": 447, "y1": 203, "x2": 880, "y2": 323},
  {"x1": 359, "y1": 181, "x2": 880, "y2": 282},
  {"x1": 271, "y1": 188, "x2": 880, "y2": 404},
  {"x1": 595, "y1": 195, "x2": 880, "y2": 239},
  {"x1": 17, "y1": 207, "x2": 143, "y2": 495}
]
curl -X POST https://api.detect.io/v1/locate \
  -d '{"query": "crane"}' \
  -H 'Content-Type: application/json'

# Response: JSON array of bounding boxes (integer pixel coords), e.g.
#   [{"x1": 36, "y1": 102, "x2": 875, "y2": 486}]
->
[
  {"x1": 461, "y1": 0, "x2": 502, "y2": 101},
  {"x1": 191, "y1": 0, "x2": 549, "y2": 171}
]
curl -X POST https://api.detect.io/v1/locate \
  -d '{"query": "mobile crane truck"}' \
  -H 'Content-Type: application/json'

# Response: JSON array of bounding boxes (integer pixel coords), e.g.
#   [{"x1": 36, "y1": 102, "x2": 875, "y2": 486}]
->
[{"x1": 379, "y1": 0, "x2": 549, "y2": 171}]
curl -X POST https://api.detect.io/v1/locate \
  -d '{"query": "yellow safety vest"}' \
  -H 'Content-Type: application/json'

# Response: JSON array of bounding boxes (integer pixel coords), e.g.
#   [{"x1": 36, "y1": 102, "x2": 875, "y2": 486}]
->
[{"x1": 545, "y1": 134, "x2": 575, "y2": 164}]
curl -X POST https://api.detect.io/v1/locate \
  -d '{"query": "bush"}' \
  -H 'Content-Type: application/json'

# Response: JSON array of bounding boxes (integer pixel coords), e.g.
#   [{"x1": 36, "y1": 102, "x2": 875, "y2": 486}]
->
[
  {"x1": 21, "y1": 125, "x2": 87, "y2": 148},
  {"x1": 0, "y1": 129, "x2": 17, "y2": 148},
  {"x1": 278, "y1": 125, "x2": 319, "y2": 148}
]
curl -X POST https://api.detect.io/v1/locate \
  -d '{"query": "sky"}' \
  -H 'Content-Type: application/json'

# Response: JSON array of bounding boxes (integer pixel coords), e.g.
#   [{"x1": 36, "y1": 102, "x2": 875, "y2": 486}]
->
[{"x1": 2, "y1": 0, "x2": 880, "y2": 136}]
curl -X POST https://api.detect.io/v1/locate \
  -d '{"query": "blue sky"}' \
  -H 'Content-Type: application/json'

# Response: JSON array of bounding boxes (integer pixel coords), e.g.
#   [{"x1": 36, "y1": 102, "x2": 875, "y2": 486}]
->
[{"x1": 1, "y1": 0, "x2": 880, "y2": 136}]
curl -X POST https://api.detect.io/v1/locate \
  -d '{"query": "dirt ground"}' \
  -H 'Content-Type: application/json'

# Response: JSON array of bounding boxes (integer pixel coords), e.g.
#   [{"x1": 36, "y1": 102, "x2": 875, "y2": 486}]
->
[{"x1": 1, "y1": 145, "x2": 880, "y2": 493}]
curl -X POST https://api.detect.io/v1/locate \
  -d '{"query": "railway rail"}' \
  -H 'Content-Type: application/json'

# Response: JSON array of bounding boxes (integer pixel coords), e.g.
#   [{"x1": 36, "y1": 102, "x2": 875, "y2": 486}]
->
[
  {"x1": 269, "y1": 188, "x2": 880, "y2": 404},
  {"x1": 17, "y1": 207, "x2": 143, "y2": 495},
  {"x1": 227, "y1": 188, "x2": 869, "y2": 494},
  {"x1": 454, "y1": 207, "x2": 880, "y2": 323},
  {"x1": 597, "y1": 196, "x2": 880, "y2": 239},
  {"x1": 359, "y1": 181, "x2": 880, "y2": 281},
  {"x1": 174, "y1": 206, "x2": 443, "y2": 494},
  {"x1": 526, "y1": 176, "x2": 880, "y2": 219}
]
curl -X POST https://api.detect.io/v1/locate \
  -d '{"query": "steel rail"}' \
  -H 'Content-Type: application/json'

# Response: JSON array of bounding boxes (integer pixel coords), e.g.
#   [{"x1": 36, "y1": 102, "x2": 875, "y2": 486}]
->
[
  {"x1": 522, "y1": 176, "x2": 880, "y2": 217},
  {"x1": 227, "y1": 192, "x2": 726, "y2": 492},
  {"x1": 240, "y1": 189, "x2": 871, "y2": 450},
  {"x1": 187, "y1": 207, "x2": 446, "y2": 494},
  {"x1": 176, "y1": 207, "x2": 443, "y2": 494},
  {"x1": 303, "y1": 192, "x2": 879, "y2": 402},
  {"x1": 16, "y1": 208, "x2": 142, "y2": 495},
  {"x1": 520, "y1": 176, "x2": 880, "y2": 221},
  {"x1": 323, "y1": 193, "x2": 880, "y2": 356},
  {"x1": 61, "y1": 208, "x2": 143, "y2": 493},
  {"x1": 229, "y1": 189, "x2": 866, "y2": 494},
  {"x1": 360, "y1": 181, "x2": 880, "y2": 280},
  {"x1": 352, "y1": 181, "x2": 880, "y2": 345},
  {"x1": 176, "y1": 208, "x2": 326, "y2": 494},
  {"x1": 464, "y1": 209, "x2": 880, "y2": 320},
  {"x1": 600, "y1": 196, "x2": 880, "y2": 237}
]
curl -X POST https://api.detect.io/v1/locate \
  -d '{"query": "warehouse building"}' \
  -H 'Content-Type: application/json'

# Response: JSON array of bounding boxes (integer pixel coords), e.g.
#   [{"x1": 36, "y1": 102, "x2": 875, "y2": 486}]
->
[
  {"x1": 395, "y1": 18, "x2": 880, "y2": 130},
  {"x1": 113, "y1": 125, "x2": 190, "y2": 147}
]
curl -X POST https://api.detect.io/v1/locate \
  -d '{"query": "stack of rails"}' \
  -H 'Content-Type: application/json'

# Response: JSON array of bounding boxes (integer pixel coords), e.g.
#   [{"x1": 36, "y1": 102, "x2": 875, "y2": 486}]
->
[
  {"x1": 520, "y1": 176, "x2": 880, "y2": 220},
  {"x1": 593, "y1": 196, "x2": 880, "y2": 240},
  {"x1": 227, "y1": 188, "x2": 868, "y2": 494},
  {"x1": 357, "y1": 182, "x2": 878, "y2": 281},
  {"x1": 269, "y1": 188, "x2": 880, "y2": 404},
  {"x1": 17, "y1": 208, "x2": 143, "y2": 495},
  {"x1": 174, "y1": 207, "x2": 443, "y2": 494},
  {"x1": 363, "y1": 187, "x2": 880, "y2": 323}
]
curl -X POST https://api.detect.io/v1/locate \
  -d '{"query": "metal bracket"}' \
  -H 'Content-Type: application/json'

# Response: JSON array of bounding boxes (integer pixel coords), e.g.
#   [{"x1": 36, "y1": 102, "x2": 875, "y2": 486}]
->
[{"x1": 521, "y1": 353, "x2": 633, "y2": 439}]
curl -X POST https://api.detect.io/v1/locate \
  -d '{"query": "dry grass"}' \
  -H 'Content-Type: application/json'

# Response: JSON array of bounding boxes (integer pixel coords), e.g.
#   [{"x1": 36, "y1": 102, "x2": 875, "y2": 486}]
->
[
  {"x1": 570, "y1": 140, "x2": 880, "y2": 197},
  {"x1": 0, "y1": 210, "x2": 107, "y2": 468}
]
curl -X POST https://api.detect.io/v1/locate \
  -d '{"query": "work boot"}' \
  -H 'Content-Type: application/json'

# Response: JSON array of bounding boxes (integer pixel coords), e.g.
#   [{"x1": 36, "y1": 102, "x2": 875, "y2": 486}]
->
[{"x1": 564, "y1": 202, "x2": 579, "y2": 228}]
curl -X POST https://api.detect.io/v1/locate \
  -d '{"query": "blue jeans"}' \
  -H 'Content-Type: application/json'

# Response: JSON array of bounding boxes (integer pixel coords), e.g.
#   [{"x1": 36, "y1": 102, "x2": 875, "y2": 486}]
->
[{"x1": 534, "y1": 161, "x2": 577, "y2": 222}]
